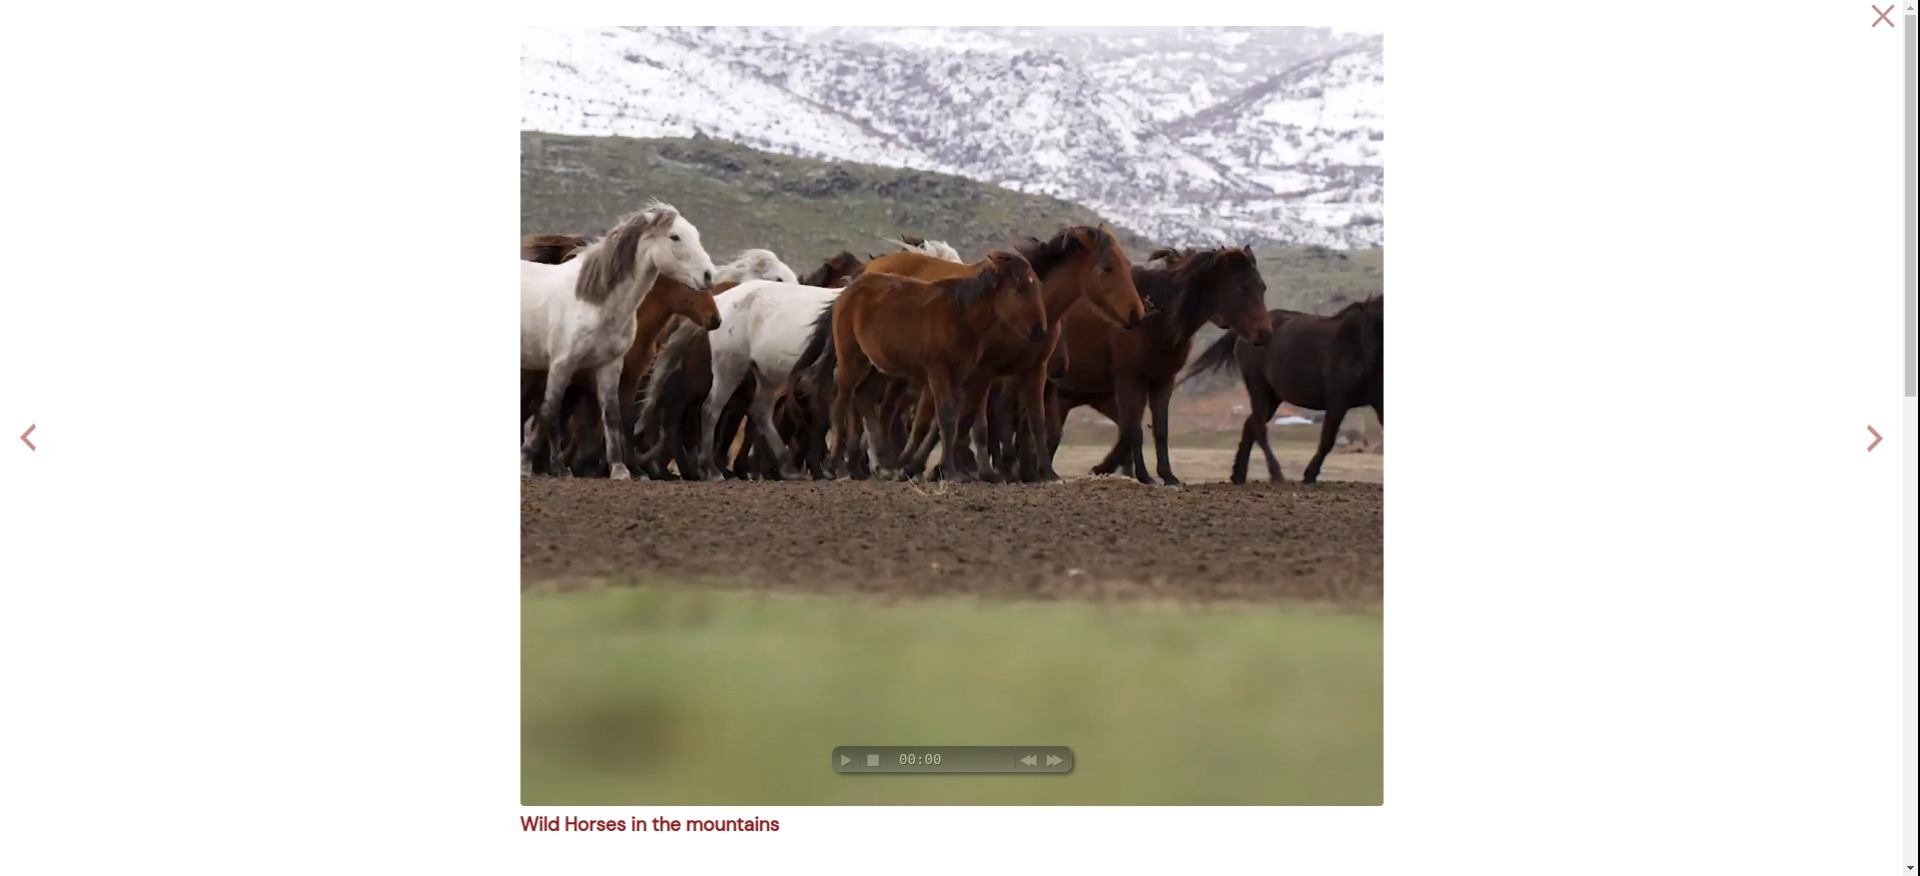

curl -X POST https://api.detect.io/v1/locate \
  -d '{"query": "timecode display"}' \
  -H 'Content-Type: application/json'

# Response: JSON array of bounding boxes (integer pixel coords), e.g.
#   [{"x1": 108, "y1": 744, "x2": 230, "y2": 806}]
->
[{"x1": 831, "y1": 746, "x2": 1074, "y2": 774}]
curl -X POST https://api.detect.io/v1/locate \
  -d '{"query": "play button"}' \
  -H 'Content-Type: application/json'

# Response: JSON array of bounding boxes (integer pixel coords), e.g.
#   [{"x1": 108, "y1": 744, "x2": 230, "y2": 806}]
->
[{"x1": 840, "y1": 755, "x2": 852, "y2": 766}]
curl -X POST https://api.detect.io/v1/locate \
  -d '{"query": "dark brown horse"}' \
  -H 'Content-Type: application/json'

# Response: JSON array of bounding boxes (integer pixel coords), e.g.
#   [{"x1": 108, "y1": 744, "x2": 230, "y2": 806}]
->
[
  {"x1": 1045, "y1": 246, "x2": 1274, "y2": 486},
  {"x1": 827, "y1": 252, "x2": 1045, "y2": 483},
  {"x1": 884, "y1": 226, "x2": 1147, "y2": 482},
  {"x1": 1181, "y1": 297, "x2": 1382, "y2": 484},
  {"x1": 636, "y1": 253, "x2": 867, "y2": 480}
]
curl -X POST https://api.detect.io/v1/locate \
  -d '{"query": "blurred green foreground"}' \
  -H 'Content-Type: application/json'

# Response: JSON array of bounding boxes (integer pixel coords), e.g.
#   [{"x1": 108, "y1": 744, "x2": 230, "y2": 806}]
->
[{"x1": 522, "y1": 586, "x2": 1382, "y2": 805}]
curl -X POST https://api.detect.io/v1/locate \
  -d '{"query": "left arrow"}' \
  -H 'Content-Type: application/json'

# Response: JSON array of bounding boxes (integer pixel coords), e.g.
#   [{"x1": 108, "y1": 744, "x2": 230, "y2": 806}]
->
[{"x1": 19, "y1": 424, "x2": 34, "y2": 451}]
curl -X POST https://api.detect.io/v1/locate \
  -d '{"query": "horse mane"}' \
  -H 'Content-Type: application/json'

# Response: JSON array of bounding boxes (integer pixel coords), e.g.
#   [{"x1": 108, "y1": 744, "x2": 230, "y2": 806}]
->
[
  {"x1": 715, "y1": 249, "x2": 796, "y2": 286},
  {"x1": 1135, "y1": 246, "x2": 1255, "y2": 331},
  {"x1": 522, "y1": 233, "x2": 590, "y2": 265},
  {"x1": 1143, "y1": 246, "x2": 1192, "y2": 268},
  {"x1": 640, "y1": 315, "x2": 707, "y2": 405},
  {"x1": 940, "y1": 252, "x2": 1025, "y2": 311},
  {"x1": 571, "y1": 200, "x2": 681, "y2": 306},
  {"x1": 1013, "y1": 225, "x2": 1113, "y2": 278}
]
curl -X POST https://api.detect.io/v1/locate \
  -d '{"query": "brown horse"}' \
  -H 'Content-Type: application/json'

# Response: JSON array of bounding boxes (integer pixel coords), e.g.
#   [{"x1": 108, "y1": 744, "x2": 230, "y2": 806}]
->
[
  {"x1": 827, "y1": 252, "x2": 1045, "y2": 483},
  {"x1": 1181, "y1": 297, "x2": 1382, "y2": 484},
  {"x1": 1045, "y1": 246, "x2": 1274, "y2": 486},
  {"x1": 883, "y1": 225, "x2": 1147, "y2": 482},
  {"x1": 521, "y1": 233, "x2": 589, "y2": 265},
  {"x1": 636, "y1": 252, "x2": 867, "y2": 480}
]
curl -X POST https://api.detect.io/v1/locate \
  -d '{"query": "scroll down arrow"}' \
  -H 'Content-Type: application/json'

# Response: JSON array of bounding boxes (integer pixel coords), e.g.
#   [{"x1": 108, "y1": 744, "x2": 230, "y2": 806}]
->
[{"x1": 1867, "y1": 425, "x2": 1881, "y2": 452}]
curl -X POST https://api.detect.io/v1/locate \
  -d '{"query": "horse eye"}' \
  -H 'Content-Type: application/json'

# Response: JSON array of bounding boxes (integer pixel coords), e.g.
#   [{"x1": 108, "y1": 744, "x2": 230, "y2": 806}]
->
[{"x1": 670, "y1": 234, "x2": 681, "y2": 242}]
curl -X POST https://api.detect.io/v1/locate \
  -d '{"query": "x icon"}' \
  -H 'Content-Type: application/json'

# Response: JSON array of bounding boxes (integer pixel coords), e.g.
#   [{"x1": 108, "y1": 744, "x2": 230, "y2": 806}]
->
[{"x1": 1871, "y1": 4, "x2": 1894, "y2": 26}]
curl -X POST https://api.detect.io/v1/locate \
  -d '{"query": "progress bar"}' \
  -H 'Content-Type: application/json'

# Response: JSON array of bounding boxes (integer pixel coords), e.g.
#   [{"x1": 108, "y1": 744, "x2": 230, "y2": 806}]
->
[{"x1": 832, "y1": 746, "x2": 1074, "y2": 774}]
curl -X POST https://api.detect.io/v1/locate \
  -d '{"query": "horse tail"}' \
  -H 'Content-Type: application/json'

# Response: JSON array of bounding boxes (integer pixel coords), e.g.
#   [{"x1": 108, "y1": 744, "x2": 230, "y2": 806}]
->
[
  {"x1": 793, "y1": 300, "x2": 839, "y2": 400},
  {"x1": 1179, "y1": 331, "x2": 1241, "y2": 387}
]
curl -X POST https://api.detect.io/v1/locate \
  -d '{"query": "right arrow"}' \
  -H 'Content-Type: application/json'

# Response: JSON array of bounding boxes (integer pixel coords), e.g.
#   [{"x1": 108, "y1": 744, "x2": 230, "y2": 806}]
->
[
  {"x1": 839, "y1": 755, "x2": 851, "y2": 767},
  {"x1": 1045, "y1": 755, "x2": 1063, "y2": 766},
  {"x1": 1867, "y1": 425, "x2": 1881, "y2": 452}
]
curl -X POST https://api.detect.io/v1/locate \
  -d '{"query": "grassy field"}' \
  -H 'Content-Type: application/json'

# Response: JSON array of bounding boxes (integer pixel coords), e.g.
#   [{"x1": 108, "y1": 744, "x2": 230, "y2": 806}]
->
[{"x1": 522, "y1": 586, "x2": 1382, "y2": 806}]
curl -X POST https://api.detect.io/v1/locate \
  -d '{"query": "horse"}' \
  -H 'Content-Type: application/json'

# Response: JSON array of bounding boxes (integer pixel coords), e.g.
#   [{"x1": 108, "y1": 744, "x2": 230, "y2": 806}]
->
[
  {"x1": 1043, "y1": 246, "x2": 1274, "y2": 486},
  {"x1": 879, "y1": 225, "x2": 1147, "y2": 483},
  {"x1": 1180, "y1": 297, "x2": 1382, "y2": 484},
  {"x1": 520, "y1": 201, "x2": 716, "y2": 479},
  {"x1": 542, "y1": 273, "x2": 730, "y2": 477},
  {"x1": 675, "y1": 276, "x2": 852, "y2": 480},
  {"x1": 826, "y1": 252, "x2": 1046, "y2": 483},
  {"x1": 788, "y1": 246, "x2": 974, "y2": 480},
  {"x1": 637, "y1": 252, "x2": 866, "y2": 480},
  {"x1": 521, "y1": 233, "x2": 590, "y2": 265}
]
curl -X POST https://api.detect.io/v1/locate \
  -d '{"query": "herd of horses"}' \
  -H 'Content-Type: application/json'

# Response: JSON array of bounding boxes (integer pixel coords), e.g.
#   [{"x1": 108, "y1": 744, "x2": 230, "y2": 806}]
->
[{"x1": 519, "y1": 201, "x2": 1383, "y2": 487}]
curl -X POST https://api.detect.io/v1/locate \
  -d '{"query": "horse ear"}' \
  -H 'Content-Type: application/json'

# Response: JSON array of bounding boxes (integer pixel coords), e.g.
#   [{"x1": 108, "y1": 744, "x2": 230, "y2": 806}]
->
[{"x1": 641, "y1": 206, "x2": 679, "y2": 234}]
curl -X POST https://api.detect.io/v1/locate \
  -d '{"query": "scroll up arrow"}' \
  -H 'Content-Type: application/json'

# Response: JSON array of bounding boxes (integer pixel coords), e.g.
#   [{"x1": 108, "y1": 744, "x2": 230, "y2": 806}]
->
[{"x1": 1867, "y1": 425, "x2": 1881, "y2": 452}]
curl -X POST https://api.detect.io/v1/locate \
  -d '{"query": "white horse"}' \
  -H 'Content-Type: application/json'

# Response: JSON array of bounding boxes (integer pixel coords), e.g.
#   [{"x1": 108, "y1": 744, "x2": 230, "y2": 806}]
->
[
  {"x1": 715, "y1": 249, "x2": 799, "y2": 286},
  {"x1": 878, "y1": 235, "x2": 963, "y2": 263},
  {"x1": 695, "y1": 279, "x2": 844, "y2": 479},
  {"x1": 521, "y1": 201, "x2": 716, "y2": 479}
]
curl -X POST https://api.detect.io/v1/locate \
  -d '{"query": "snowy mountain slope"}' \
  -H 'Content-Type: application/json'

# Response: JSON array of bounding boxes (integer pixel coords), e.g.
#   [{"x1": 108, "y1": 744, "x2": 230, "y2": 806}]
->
[{"x1": 520, "y1": 26, "x2": 1384, "y2": 249}]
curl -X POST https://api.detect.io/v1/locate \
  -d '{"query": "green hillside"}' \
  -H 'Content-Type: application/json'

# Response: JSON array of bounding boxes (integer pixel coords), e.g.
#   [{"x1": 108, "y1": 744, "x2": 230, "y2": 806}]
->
[{"x1": 519, "y1": 131, "x2": 1381, "y2": 320}]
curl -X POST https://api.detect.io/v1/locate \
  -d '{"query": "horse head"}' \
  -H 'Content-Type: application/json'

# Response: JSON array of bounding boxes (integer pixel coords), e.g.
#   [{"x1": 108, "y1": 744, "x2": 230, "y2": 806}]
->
[
  {"x1": 1072, "y1": 224, "x2": 1145, "y2": 329},
  {"x1": 981, "y1": 251, "x2": 1047, "y2": 343},
  {"x1": 649, "y1": 274, "x2": 723, "y2": 332},
  {"x1": 628, "y1": 201, "x2": 718, "y2": 292},
  {"x1": 1199, "y1": 246, "x2": 1272, "y2": 346}
]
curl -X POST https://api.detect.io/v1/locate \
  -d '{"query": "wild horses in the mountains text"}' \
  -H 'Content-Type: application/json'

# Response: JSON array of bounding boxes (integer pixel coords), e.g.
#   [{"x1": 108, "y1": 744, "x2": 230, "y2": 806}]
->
[
  {"x1": 1181, "y1": 297, "x2": 1383, "y2": 484},
  {"x1": 826, "y1": 252, "x2": 1046, "y2": 483},
  {"x1": 878, "y1": 225, "x2": 1147, "y2": 483},
  {"x1": 520, "y1": 201, "x2": 716, "y2": 479},
  {"x1": 638, "y1": 252, "x2": 864, "y2": 480},
  {"x1": 1045, "y1": 246, "x2": 1273, "y2": 486}
]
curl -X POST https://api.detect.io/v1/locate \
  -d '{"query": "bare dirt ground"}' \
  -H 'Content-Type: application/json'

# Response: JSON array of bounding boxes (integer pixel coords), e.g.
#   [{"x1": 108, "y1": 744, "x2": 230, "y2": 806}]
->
[{"x1": 522, "y1": 444, "x2": 1382, "y2": 605}]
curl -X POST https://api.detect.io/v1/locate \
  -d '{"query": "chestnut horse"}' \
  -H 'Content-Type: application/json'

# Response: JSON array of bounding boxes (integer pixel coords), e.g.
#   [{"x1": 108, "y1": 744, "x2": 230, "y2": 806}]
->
[
  {"x1": 828, "y1": 252, "x2": 1046, "y2": 483},
  {"x1": 1180, "y1": 297, "x2": 1382, "y2": 484},
  {"x1": 883, "y1": 225, "x2": 1147, "y2": 482},
  {"x1": 1044, "y1": 246, "x2": 1274, "y2": 486},
  {"x1": 636, "y1": 252, "x2": 866, "y2": 479}
]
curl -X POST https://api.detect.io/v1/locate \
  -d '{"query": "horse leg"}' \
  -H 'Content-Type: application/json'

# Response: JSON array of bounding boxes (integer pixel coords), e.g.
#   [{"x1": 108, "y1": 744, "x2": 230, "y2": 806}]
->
[
  {"x1": 746, "y1": 381, "x2": 801, "y2": 480},
  {"x1": 1236, "y1": 378, "x2": 1282, "y2": 484},
  {"x1": 899, "y1": 392, "x2": 938, "y2": 480},
  {"x1": 1109, "y1": 382, "x2": 1152, "y2": 485},
  {"x1": 1087, "y1": 395, "x2": 1131, "y2": 476},
  {"x1": 1302, "y1": 402, "x2": 1348, "y2": 485},
  {"x1": 955, "y1": 377, "x2": 1000, "y2": 483},
  {"x1": 672, "y1": 393, "x2": 705, "y2": 481},
  {"x1": 828, "y1": 354, "x2": 866, "y2": 481},
  {"x1": 522, "y1": 361, "x2": 578, "y2": 477},
  {"x1": 700, "y1": 357, "x2": 749, "y2": 481},
  {"x1": 1147, "y1": 379, "x2": 1180, "y2": 486},
  {"x1": 591, "y1": 361, "x2": 633, "y2": 480},
  {"x1": 1015, "y1": 371, "x2": 1057, "y2": 483},
  {"x1": 927, "y1": 372, "x2": 973, "y2": 484}
]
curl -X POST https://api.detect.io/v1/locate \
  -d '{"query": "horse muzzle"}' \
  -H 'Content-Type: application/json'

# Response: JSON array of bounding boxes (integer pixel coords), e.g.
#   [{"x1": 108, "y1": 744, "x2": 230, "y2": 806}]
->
[
  {"x1": 706, "y1": 315, "x2": 723, "y2": 331},
  {"x1": 1028, "y1": 324, "x2": 1047, "y2": 343},
  {"x1": 1248, "y1": 328, "x2": 1273, "y2": 346},
  {"x1": 1124, "y1": 310, "x2": 1143, "y2": 329}
]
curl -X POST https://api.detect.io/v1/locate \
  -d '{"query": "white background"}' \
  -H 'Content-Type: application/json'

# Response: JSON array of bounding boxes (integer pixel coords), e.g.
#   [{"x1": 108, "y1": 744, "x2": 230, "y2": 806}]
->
[{"x1": 0, "y1": 5, "x2": 1911, "y2": 874}]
